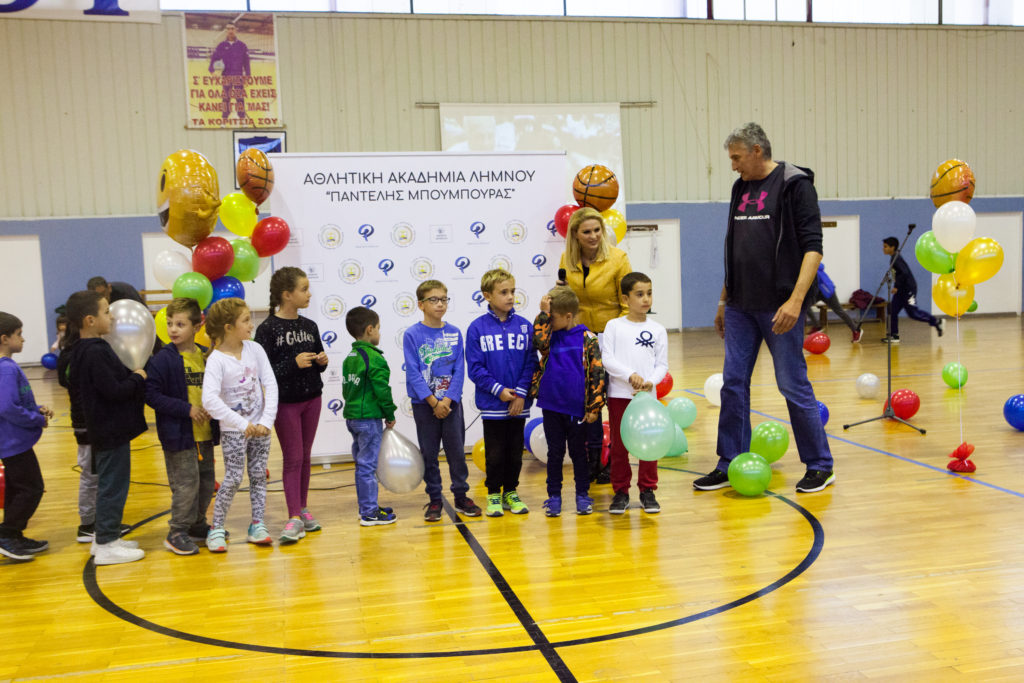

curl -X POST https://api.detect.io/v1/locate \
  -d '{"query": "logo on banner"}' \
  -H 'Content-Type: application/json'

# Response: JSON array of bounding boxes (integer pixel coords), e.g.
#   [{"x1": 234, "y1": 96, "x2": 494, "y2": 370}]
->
[
  {"x1": 361, "y1": 295, "x2": 377, "y2": 309},
  {"x1": 318, "y1": 224, "x2": 343, "y2": 249},
  {"x1": 469, "y1": 221, "x2": 486, "y2": 239},
  {"x1": 378, "y1": 259, "x2": 395, "y2": 277},
  {"x1": 410, "y1": 257, "x2": 435, "y2": 281},
  {"x1": 324, "y1": 365, "x2": 343, "y2": 384},
  {"x1": 322, "y1": 296, "x2": 345, "y2": 320},
  {"x1": 430, "y1": 224, "x2": 452, "y2": 243},
  {"x1": 454, "y1": 256, "x2": 471, "y2": 274},
  {"x1": 504, "y1": 220, "x2": 527, "y2": 244},
  {"x1": 358, "y1": 224, "x2": 375, "y2": 241},
  {"x1": 391, "y1": 222, "x2": 415, "y2": 247},
  {"x1": 302, "y1": 264, "x2": 324, "y2": 281},
  {"x1": 394, "y1": 292, "x2": 417, "y2": 317},
  {"x1": 321, "y1": 330, "x2": 338, "y2": 348},
  {"x1": 339, "y1": 260, "x2": 364, "y2": 284},
  {"x1": 327, "y1": 398, "x2": 343, "y2": 416},
  {"x1": 489, "y1": 254, "x2": 513, "y2": 273},
  {"x1": 400, "y1": 396, "x2": 414, "y2": 418},
  {"x1": 546, "y1": 219, "x2": 557, "y2": 237},
  {"x1": 514, "y1": 288, "x2": 529, "y2": 310},
  {"x1": 531, "y1": 254, "x2": 547, "y2": 271},
  {"x1": 471, "y1": 290, "x2": 485, "y2": 307},
  {"x1": 394, "y1": 325, "x2": 409, "y2": 349}
]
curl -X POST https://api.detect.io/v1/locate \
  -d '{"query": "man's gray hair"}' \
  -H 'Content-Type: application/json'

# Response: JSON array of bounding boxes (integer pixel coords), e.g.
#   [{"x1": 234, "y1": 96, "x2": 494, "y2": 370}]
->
[{"x1": 724, "y1": 123, "x2": 772, "y2": 159}]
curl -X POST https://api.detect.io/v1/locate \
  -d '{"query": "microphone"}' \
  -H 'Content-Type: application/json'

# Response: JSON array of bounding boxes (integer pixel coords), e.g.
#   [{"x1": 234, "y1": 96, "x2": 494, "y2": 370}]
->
[{"x1": 557, "y1": 268, "x2": 567, "y2": 285}]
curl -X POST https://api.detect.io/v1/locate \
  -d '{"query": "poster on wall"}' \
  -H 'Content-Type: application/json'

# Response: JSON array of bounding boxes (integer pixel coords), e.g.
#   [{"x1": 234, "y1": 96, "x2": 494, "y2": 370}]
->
[
  {"x1": 183, "y1": 12, "x2": 282, "y2": 129},
  {"x1": 270, "y1": 151, "x2": 568, "y2": 460}
]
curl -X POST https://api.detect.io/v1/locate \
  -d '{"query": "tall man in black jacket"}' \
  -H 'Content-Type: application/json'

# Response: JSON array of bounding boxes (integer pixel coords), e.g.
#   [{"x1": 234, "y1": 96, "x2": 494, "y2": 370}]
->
[
  {"x1": 694, "y1": 123, "x2": 835, "y2": 494},
  {"x1": 881, "y1": 236, "x2": 943, "y2": 343}
]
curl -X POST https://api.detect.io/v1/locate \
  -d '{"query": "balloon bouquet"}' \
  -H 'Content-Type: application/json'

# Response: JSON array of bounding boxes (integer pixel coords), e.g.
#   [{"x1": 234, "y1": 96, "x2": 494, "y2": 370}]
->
[
  {"x1": 552, "y1": 164, "x2": 627, "y2": 245},
  {"x1": 153, "y1": 148, "x2": 290, "y2": 346}
]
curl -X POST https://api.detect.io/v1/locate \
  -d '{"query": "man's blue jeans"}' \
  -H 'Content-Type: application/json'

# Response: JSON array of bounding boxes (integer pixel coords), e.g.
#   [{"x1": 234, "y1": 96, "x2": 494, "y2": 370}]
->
[
  {"x1": 716, "y1": 306, "x2": 833, "y2": 473},
  {"x1": 346, "y1": 419, "x2": 383, "y2": 517}
]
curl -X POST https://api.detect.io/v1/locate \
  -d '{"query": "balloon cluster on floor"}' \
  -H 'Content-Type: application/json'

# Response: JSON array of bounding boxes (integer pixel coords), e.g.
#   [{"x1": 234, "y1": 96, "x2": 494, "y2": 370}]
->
[
  {"x1": 153, "y1": 148, "x2": 290, "y2": 343},
  {"x1": 552, "y1": 164, "x2": 627, "y2": 245}
]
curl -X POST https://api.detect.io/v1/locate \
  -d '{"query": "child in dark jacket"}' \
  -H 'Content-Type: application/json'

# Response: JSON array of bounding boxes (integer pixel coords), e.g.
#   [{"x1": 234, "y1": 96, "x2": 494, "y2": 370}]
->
[
  {"x1": 145, "y1": 298, "x2": 220, "y2": 555},
  {"x1": 65, "y1": 291, "x2": 148, "y2": 566},
  {"x1": 531, "y1": 287, "x2": 606, "y2": 517}
]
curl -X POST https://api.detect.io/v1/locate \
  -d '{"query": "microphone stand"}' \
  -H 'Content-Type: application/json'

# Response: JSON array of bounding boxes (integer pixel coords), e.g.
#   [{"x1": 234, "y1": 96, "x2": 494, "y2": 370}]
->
[{"x1": 843, "y1": 223, "x2": 926, "y2": 434}]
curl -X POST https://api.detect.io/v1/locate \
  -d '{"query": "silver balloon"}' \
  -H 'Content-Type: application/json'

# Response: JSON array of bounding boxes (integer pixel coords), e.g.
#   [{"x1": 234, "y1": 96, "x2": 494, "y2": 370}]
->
[
  {"x1": 103, "y1": 299, "x2": 156, "y2": 370},
  {"x1": 377, "y1": 428, "x2": 425, "y2": 494},
  {"x1": 856, "y1": 373, "x2": 881, "y2": 399}
]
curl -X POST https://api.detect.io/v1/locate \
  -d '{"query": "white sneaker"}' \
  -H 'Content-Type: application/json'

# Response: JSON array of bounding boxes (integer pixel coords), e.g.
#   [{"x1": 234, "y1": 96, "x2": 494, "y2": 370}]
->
[
  {"x1": 93, "y1": 541, "x2": 145, "y2": 565},
  {"x1": 90, "y1": 538, "x2": 140, "y2": 556}
]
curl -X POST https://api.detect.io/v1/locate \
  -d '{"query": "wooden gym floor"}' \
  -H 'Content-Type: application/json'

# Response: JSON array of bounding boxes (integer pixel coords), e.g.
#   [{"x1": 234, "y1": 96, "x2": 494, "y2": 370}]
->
[{"x1": 3, "y1": 315, "x2": 1024, "y2": 682}]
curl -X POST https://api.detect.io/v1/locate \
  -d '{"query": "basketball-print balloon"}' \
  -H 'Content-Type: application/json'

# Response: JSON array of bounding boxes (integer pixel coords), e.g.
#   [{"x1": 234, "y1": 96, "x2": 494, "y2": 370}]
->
[
  {"x1": 930, "y1": 159, "x2": 975, "y2": 208},
  {"x1": 572, "y1": 164, "x2": 619, "y2": 212},
  {"x1": 236, "y1": 148, "x2": 275, "y2": 206}
]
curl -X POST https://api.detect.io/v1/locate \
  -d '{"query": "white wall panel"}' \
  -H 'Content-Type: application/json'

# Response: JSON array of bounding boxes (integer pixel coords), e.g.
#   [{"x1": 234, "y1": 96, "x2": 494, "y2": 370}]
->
[{"x1": 2, "y1": 14, "x2": 1022, "y2": 219}]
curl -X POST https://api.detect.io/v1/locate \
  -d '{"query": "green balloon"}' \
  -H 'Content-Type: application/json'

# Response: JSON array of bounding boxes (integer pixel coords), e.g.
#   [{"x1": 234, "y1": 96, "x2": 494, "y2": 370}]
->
[
  {"x1": 942, "y1": 362, "x2": 968, "y2": 389},
  {"x1": 666, "y1": 424, "x2": 688, "y2": 456},
  {"x1": 620, "y1": 392, "x2": 675, "y2": 461},
  {"x1": 667, "y1": 396, "x2": 697, "y2": 429},
  {"x1": 967, "y1": 299, "x2": 978, "y2": 312},
  {"x1": 915, "y1": 231, "x2": 956, "y2": 275},
  {"x1": 727, "y1": 452, "x2": 772, "y2": 496},
  {"x1": 172, "y1": 271, "x2": 213, "y2": 309},
  {"x1": 749, "y1": 421, "x2": 790, "y2": 464},
  {"x1": 228, "y1": 239, "x2": 260, "y2": 281}
]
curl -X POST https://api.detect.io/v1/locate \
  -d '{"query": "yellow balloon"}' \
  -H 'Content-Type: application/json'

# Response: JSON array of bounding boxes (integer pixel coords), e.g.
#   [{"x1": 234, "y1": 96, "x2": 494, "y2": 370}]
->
[
  {"x1": 196, "y1": 324, "x2": 211, "y2": 349},
  {"x1": 932, "y1": 273, "x2": 974, "y2": 318},
  {"x1": 219, "y1": 192, "x2": 259, "y2": 237},
  {"x1": 471, "y1": 438, "x2": 486, "y2": 473},
  {"x1": 954, "y1": 237, "x2": 1004, "y2": 286},
  {"x1": 601, "y1": 208, "x2": 627, "y2": 244},
  {"x1": 154, "y1": 306, "x2": 170, "y2": 344},
  {"x1": 156, "y1": 149, "x2": 221, "y2": 248}
]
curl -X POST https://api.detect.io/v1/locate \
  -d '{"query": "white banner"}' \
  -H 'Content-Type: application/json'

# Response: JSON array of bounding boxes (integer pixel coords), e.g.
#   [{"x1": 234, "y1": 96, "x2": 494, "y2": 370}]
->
[
  {"x1": 269, "y1": 151, "x2": 568, "y2": 459},
  {"x1": 0, "y1": 0, "x2": 161, "y2": 23}
]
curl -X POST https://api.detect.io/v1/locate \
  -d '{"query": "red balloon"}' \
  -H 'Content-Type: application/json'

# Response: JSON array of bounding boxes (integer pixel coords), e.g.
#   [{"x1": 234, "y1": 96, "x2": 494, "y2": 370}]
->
[
  {"x1": 251, "y1": 216, "x2": 290, "y2": 257},
  {"x1": 656, "y1": 372, "x2": 674, "y2": 398},
  {"x1": 191, "y1": 236, "x2": 235, "y2": 280},
  {"x1": 601, "y1": 421, "x2": 611, "y2": 466},
  {"x1": 553, "y1": 204, "x2": 580, "y2": 238},
  {"x1": 803, "y1": 331, "x2": 831, "y2": 354},
  {"x1": 885, "y1": 389, "x2": 921, "y2": 419}
]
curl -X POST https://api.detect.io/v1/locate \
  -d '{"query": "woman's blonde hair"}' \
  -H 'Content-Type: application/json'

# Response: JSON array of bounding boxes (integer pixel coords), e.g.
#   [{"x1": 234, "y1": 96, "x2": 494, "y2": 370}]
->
[
  {"x1": 564, "y1": 207, "x2": 610, "y2": 272},
  {"x1": 204, "y1": 297, "x2": 249, "y2": 356}
]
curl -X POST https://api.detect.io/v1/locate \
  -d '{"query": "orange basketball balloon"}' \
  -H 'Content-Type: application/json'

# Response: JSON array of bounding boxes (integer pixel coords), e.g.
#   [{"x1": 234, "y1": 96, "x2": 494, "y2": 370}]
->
[
  {"x1": 572, "y1": 164, "x2": 619, "y2": 212},
  {"x1": 236, "y1": 148, "x2": 275, "y2": 206},
  {"x1": 930, "y1": 159, "x2": 975, "y2": 208}
]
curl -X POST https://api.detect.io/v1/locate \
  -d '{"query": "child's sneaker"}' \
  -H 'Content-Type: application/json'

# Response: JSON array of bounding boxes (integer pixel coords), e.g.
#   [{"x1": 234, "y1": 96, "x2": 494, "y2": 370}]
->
[
  {"x1": 360, "y1": 508, "x2": 397, "y2": 526},
  {"x1": 279, "y1": 518, "x2": 306, "y2": 543},
  {"x1": 246, "y1": 522, "x2": 273, "y2": 545},
  {"x1": 164, "y1": 531, "x2": 199, "y2": 555},
  {"x1": 485, "y1": 493, "x2": 504, "y2": 517},
  {"x1": 454, "y1": 497, "x2": 482, "y2": 517},
  {"x1": 424, "y1": 500, "x2": 443, "y2": 522},
  {"x1": 639, "y1": 489, "x2": 661, "y2": 514},
  {"x1": 502, "y1": 491, "x2": 528, "y2": 514},
  {"x1": 300, "y1": 509, "x2": 321, "y2": 532},
  {"x1": 692, "y1": 469, "x2": 731, "y2": 490},
  {"x1": 206, "y1": 527, "x2": 227, "y2": 552},
  {"x1": 93, "y1": 541, "x2": 144, "y2": 565},
  {"x1": 0, "y1": 537, "x2": 33, "y2": 561},
  {"x1": 851, "y1": 328, "x2": 863, "y2": 343},
  {"x1": 609, "y1": 492, "x2": 630, "y2": 514},
  {"x1": 18, "y1": 537, "x2": 49, "y2": 554},
  {"x1": 543, "y1": 496, "x2": 562, "y2": 517},
  {"x1": 89, "y1": 538, "x2": 139, "y2": 556},
  {"x1": 575, "y1": 494, "x2": 594, "y2": 515}
]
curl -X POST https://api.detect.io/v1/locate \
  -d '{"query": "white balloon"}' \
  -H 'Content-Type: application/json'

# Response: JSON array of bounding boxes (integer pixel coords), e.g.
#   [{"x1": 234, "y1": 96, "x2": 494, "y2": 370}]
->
[
  {"x1": 932, "y1": 200, "x2": 977, "y2": 254},
  {"x1": 153, "y1": 250, "x2": 191, "y2": 290},
  {"x1": 103, "y1": 299, "x2": 156, "y2": 370},
  {"x1": 530, "y1": 421, "x2": 548, "y2": 464},
  {"x1": 376, "y1": 428, "x2": 424, "y2": 494},
  {"x1": 856, "y1": 373, "x2": 881, "y2": 399},
  {"x1": 704, "y1": 373, "x2": 724, "y2": 407},
  {"x1": 257, "y1": 256, "x2": 272, "y2": 277}
]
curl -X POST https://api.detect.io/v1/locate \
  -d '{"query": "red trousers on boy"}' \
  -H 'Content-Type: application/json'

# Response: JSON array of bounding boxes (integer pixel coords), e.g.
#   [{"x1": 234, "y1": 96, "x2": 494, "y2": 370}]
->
[{"x1": 607, "y1": 397, "x2": 659, "y2": 493}]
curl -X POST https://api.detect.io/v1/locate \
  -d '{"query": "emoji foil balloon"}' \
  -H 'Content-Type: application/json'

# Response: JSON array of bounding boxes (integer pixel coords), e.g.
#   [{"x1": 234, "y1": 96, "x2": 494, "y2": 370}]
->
[{"x1": 157, "y1": 149, "x2": 221, "y2": 248}]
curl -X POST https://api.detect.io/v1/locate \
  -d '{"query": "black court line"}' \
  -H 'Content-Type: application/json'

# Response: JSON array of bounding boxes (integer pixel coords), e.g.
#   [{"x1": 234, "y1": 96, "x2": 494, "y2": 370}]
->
[{"x1": 81, "y1": 476, "x2": 823, "y2": 667}]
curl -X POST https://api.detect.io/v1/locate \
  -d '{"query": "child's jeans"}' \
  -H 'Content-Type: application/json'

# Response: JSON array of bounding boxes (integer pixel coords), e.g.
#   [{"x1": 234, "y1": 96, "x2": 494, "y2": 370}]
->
[
  {"x1": 163, "y1": 441, "x2": 216, "y2": 534},
  {"x1": 541, "y1": 409, "x2": 590, "y2": 497},
  {"x1": 347, "y1": 418, "x2": 383, "y2": 517},
  {"x1": 412, "y1": 401, "x2": 468, "y2": 501}
]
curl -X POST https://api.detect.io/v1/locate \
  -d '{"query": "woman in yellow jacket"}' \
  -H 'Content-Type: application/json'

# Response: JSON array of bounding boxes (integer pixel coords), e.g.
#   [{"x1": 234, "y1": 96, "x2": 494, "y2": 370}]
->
[{"x1": 558, "y1": 206, "x2": 631, "y2": 483}]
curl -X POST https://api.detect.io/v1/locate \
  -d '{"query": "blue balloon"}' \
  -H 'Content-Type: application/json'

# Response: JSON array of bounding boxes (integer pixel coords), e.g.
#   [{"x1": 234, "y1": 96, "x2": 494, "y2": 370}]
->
[
  {"x1": 209, "y1": 276, "x2": 245, "y2": 305},
  {"x1": 818, "y1": 400, "x2": 830, "y2": 426},
  {"x1": 523, "y1": 417, "x2": 543, "y2": 454},
  {"x1": 1004, "y1": 394, "x2": 1024, "y2": 431},
  {"x1": 40, "y1": 353, "x2": 58, "y2": 370}
]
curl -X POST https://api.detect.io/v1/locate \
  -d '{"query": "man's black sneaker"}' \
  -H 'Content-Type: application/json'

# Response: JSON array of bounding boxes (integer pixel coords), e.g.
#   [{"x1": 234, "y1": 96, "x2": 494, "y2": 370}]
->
[
  {"x1": 164, "y1": 531, "x2": 200, "y2": 555},
  {"x1": 693, "y1": 469, "x2": 730, "y2": 490},
  {"x1": 936, "y1": 320, "x2": 944, "y2": 337},
  {"x1": 0, "y1": 537, "x2": 33, "y2": 561},
  {"x1": 795, "y1": 470, "x2": 835, "y2": 493},
  {"x1": 880, "y1": 336, "x2": 900, "y2": 344},
  {"x1": 639, "y1": 490, "x2": 660, "y2": 514},
  {"x1": 454, "y1": 497, "x2": 482, "y2": 517},
  {"x1": 18, "y1": 537, "x2": 49, "y2": 554},
  {"x1": 423, "y1": 500, "x2": 443, "y2": 522},
  {"x1": 609, "y1": 492, "x2": 629, "y2": 514}
]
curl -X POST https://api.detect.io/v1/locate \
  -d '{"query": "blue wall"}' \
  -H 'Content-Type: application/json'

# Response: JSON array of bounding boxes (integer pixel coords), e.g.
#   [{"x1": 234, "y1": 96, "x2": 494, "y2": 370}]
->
[
  {"x1": 1, "y1": 195, "x2": 1022, "y2": 332},
  {"x1": 629, "y1": 196, "x2": 1024, "y2": 327}
]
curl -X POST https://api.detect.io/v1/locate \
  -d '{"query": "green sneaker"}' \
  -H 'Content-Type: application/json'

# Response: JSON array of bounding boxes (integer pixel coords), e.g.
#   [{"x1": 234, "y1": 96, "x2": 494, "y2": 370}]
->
[
  {"x1": 503, "y1": 490, "x2": 529, "y2": 515},
  {"x1": 485, "y1": 493, "x2": 504, "y2": 517}
]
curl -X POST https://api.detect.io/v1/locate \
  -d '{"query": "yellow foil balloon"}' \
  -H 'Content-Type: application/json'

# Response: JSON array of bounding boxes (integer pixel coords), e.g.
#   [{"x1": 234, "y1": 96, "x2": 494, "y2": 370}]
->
[
  {"x1": 157, "y1": 149, "x2": 221, "y2": 248},
  {"x1": 196, "y1": 324, "x2": 211, "y2": 349},
  {"x1": 932, "y1": 273, "x2": 974, "y2": 318},
  {"x1": 219, "y1": 192, "x2": 259, "y2": 237},
  {"x1": 154, "y1": 306, "x2": 170, "y2": 344},
  {"x1": 954, "y1": 237, "x2": 1004, "y2": 286},
  {"x1": 601, "y1": 208, "x2": 627, "y2": 244}
]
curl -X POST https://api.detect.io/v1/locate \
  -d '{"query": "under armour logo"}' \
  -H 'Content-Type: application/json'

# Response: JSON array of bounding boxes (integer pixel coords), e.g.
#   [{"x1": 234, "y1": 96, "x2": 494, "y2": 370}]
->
[
  {"x1": 738, "y1": 191, "x2": 767, "y2": 213},
  {"x1": 635, "y1": 331, "x2": 656, "y2": 348}
]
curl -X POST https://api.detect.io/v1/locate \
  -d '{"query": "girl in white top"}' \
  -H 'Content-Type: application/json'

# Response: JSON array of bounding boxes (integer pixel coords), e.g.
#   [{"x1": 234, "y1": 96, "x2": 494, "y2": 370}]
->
[{"x1": 201, "y1": 298, "x2": 278, "y2": 551}]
